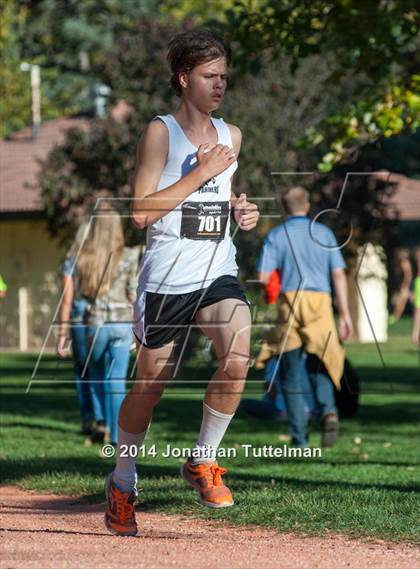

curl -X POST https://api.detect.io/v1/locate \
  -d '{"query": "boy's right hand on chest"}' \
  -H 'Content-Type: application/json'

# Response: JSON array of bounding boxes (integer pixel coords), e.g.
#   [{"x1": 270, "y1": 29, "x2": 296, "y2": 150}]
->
[{"x1": 196, "y1": 143, "x2": 236, "y2": 179}]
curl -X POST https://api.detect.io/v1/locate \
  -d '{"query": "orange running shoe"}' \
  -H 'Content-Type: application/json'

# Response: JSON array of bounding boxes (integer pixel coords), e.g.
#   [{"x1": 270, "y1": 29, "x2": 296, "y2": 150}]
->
[
  {"x1": 104, "y1": 473, "x2": 138, "y2": 536},
  {"x1": 180, "y1": 460, "x2": 234, "y2": 508}
]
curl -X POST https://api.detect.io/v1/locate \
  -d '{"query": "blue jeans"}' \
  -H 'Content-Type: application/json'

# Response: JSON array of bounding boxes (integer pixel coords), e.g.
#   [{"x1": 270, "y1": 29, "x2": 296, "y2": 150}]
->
[
  {"x1": 70, "y1": 299, "x2": 102, "y2": 423},
  {"x1": 280, "y1": 348, "x2": 337, "y2": 447},
  {"x1": 241, "y1": 356, "x2": 316, "y2": 421},
  {"x1": 87, "y1": 323, "x2": 132, "y2": 444},
  {"x1": 264, "y1": 356, "x2": 316, "y2": 413},
  {"x1": 241, "y1": 397, "x2": 288, "y2": 420}
]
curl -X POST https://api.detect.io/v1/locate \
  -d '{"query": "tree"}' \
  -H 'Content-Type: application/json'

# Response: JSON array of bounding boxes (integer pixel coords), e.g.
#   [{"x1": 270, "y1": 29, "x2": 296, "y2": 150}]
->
[
  {"x1": 226, "y1": 0, "x2": 420, "y2": 170},
  {"x1": 0, "y1": 0, "x2": 32, "y2": 137},
  {"x1": 159, "y1": 0, "x2": 242, "y2": 24},
  {"x1": 37, "y1": 114, "x2": 139, "y2": 243},
  {"x1": 36, "y1": 14, "x2": 183, "y2": 244},
  {"x1": 4, "y1": 0, "x2": 163, "y2": 130}
]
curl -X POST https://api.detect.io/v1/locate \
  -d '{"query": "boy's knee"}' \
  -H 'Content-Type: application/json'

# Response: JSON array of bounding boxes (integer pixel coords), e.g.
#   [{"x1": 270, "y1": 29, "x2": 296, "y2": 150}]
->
[
  {"x1": 129, "y1": 378, "x2": 165, "y2": 406},
  {"x1": 222, "y1": 353, "x2": 250, "y2": 381}
]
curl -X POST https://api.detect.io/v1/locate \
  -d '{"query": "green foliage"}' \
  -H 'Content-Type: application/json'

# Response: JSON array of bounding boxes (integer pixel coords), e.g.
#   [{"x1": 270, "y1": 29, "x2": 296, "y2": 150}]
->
[
  {"x1": 0, "y1": 0, "x2": 110, "y2": 135},
  {"x1": 36, "y1": 14, "x2": 185, "y2": 245},
  {"x1": 0, "y1": 1, "x2": 31, "y2": 137},
  {"x1": 226, "y1": 0, "x2": 420, "y2": 169},
  {"x1": 92, "y1": 16, "x2": 178, "y2": 107},
  {"x1": 227, "y1": 0, "x2": 419, "y2": 77},
  {"x1": 309, "y1": 162, "x2": 400, "y2": 264},
  {"x1": 304, "y1": 75, "x2": 420, "y2": 172},
  {"x1": 219, "y1": 53, "x2": 366, "y2": 275},
  {"x1": 11, "y1": 0, "x2": 163, "y2": 122},
  {"x1": 37, "y1": 115, "x2": 140, "y2": 242},
  {"x1": 159, "y1": 0, "x2": 239, "y2": 23}
]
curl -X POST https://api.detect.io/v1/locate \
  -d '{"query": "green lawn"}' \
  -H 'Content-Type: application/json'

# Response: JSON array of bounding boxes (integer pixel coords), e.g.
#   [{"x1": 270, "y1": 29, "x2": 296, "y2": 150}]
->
[{"x1": 1, "y1": 317, "x2": 419, "y2": 543}]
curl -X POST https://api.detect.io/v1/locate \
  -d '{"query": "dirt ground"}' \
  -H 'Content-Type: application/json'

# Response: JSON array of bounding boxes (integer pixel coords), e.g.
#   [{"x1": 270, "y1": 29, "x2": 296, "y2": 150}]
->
[{"x1": 0, "y1": 486, "x2": 418, "y2": 569}]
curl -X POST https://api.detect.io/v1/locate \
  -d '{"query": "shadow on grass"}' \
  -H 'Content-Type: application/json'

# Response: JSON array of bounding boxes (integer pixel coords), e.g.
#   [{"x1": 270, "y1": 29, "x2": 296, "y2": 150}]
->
[
  {"x1": 2, "y1": 388, "x2": 420, "y2": 436},
  {"x1": 2, "y1": 421, "x2": 80, "y2": 434},
  {"x1": 2, "y1": 351, "x2": 418, "y2": 388},
  {"x1": 1, "y1": 394, "x2": 81, "y2": 423},
  {"x1": 355, "y1": 402, "x2": 420, "y2": 424},
  {"x1": 2, "y1": 457, "x2": 419, "y2": 501}
]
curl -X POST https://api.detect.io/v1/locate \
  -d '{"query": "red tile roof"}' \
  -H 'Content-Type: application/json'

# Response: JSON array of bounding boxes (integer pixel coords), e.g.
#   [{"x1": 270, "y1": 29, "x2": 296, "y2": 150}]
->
[{"x1": 0, "y1": 117, "x2": 90, "y2": 213}]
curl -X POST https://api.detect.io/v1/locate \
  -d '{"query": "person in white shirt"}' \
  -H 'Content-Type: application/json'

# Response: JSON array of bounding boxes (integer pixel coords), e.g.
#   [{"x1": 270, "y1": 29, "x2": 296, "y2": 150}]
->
[{"x1": 104, "y1": 28, "x2": 259, "y2": 536}]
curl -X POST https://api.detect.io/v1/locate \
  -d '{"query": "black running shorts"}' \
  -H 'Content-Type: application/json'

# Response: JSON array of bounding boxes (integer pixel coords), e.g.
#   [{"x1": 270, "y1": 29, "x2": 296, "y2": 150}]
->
[{"x1": 133, "y1": 275, "x2": 250, "y2": 349}]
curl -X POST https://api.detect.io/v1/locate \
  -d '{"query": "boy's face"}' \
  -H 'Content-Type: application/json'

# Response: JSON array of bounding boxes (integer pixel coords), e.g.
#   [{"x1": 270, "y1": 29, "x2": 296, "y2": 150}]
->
[{"x1": 180, "y1": 57, "x2": 228, "y2": 112}]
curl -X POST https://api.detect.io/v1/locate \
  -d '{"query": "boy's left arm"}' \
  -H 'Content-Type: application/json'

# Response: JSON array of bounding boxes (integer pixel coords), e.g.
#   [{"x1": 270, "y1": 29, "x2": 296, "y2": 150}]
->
[{"x1": 227, "y1": 124, "x2": 259, "y2": 231}]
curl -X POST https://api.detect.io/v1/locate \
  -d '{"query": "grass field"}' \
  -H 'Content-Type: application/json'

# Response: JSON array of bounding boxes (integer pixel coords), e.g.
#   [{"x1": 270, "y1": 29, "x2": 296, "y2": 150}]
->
[{"x1": 1, "y1": 317, "x2": 419, "y2": 543}]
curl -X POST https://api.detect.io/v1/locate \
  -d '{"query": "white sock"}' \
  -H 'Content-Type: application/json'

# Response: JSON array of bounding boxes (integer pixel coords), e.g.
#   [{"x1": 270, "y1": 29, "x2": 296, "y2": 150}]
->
[
  {"x1": 190, "y1": 403, "x2": 235, "y2": 465},
  {"x1": 113, "y1": 424, "x2": 149, "y2": 493}
]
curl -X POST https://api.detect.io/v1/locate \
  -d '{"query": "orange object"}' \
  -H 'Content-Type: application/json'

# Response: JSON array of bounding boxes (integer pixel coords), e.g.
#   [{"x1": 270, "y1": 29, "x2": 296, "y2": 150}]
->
[
  {"x1": 181, "y1": 461, "x2": 234, "y2": 508},
  {"x1": 104, "y1": 474, "x2": 138, "y2": 536},
  {"x1": 264, "y1": 269, "x2": 282, "y2": 304}
]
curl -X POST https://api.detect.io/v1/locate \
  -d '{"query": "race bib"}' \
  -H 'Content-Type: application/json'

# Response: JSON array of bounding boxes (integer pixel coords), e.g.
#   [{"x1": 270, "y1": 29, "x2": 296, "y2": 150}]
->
[{"x1": 180, "y1": 201, "x2": 229, "y2": 241}]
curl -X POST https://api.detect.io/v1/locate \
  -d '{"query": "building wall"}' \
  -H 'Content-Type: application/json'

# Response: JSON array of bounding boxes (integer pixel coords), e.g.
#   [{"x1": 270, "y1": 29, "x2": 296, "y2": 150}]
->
[{"x1": 0, "y1": 218, "x2": 65, "y2": 350}]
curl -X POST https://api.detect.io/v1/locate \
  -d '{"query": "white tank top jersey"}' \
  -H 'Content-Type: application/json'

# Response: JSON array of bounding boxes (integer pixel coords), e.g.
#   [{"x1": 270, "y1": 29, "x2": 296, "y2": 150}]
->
[{"x1": 136, "y1": 113, "x2": 239, "y2": 295}]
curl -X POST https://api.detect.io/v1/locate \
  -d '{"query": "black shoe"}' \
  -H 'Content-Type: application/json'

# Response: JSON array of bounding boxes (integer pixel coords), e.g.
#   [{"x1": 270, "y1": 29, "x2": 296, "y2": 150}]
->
[
  {"x1": 90, "y1": 423, "x2": 106, "y2": 444},
  {"x1": 321, "y1": 413, "x2": 339, "y2": 447},
  {"x1": 80, "y1": 421, "x2": 93, "y2": 436}
]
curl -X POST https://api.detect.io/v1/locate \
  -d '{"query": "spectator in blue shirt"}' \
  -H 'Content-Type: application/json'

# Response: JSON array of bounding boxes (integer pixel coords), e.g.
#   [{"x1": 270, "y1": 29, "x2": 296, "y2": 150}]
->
[{"x1": 256, "y1": 186, "x2": 353, "y2": 447}]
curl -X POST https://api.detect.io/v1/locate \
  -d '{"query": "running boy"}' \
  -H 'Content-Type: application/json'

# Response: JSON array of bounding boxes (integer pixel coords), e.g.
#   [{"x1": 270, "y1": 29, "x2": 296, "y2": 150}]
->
[{"x1": 105, "y1": 28, "x2": 259, "y2": 536}]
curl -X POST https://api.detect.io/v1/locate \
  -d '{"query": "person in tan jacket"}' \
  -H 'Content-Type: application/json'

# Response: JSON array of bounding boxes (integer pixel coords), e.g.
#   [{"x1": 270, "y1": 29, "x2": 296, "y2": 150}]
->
[{"x1": 257, "y1": 187, "x2": 353, "y2": 447}]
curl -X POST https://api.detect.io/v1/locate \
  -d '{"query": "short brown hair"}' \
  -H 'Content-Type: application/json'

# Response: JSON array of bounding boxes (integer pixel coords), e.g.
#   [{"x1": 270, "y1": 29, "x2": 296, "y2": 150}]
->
[
  {"x1": 167, "y1": 28, "x2": 229, "y2": 97},
  {"x1": 281, "y1": 186, "x2": 310, "y2": 214}
]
